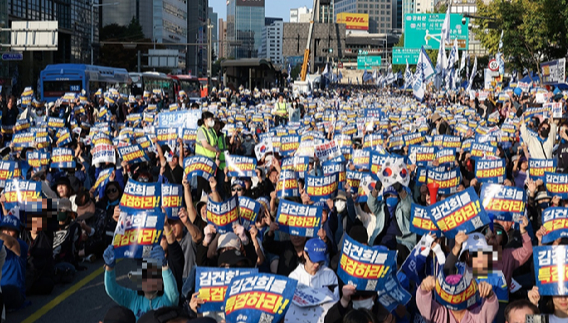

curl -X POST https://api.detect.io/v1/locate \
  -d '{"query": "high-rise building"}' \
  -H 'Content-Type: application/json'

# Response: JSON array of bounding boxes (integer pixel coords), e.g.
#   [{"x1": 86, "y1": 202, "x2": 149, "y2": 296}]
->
[
  {"x1": 334, "y1": 0, "x2": 393, "y2": 33},
  {"x1": 208, "y1": 7, "x2": 218, "y2": 60},
  {"x1": 290, "y1": 6, "x2": 312, "y2": 23},
  {"x1": 414, "y1": 0, "x2": 434, "y2": 13},
  {"x1": 259, "y1": 21, "x2": 283, "y2": 66},
  {"x1": 219, "y1": 18, "x2": 228, "y2": 58},
  {"x1": 317, "y1": 0, "x2": 334, "y2": 23},
  {"x1": 227, "y1": 0, "x2": 265, "y2": 59},
  {"x1": 401, "y1": 0, "x2": 414, "y2": 32},
  {"x1": 188, "y1": 0, "x2": 208, "y2": 76},
  {"x1": 450, "y1": 1, "x2": 487, "y2": 57},
  {"x1": 392, "y1": 0, "x2": 403, "y2": 31},
  {"x1": 265, "y1": 17, "x2": 283, "y2": 26}
]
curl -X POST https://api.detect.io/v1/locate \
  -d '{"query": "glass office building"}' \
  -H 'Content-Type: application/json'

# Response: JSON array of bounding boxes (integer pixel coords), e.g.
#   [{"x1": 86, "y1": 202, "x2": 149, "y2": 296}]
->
[{"x1": 227, "y1": 0, "x2": 265, "y2": 59}]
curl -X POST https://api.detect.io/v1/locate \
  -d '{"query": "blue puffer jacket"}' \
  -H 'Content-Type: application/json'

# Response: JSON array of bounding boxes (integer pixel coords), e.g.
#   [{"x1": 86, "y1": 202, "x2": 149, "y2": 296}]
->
[{"x1": 104, "y1": 267, "x2": 179, "y2": 321}]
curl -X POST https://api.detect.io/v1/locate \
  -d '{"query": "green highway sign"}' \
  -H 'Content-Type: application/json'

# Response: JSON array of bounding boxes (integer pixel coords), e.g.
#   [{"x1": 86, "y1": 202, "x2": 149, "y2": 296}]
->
[
  {"x1": 392, "y1": 47, "x2": 420, "y2": 65},
  {"x1": 404, "y1": 13, "x2": 469, "y2": 50},
  {"x1": 357, "y1": 56, "x2": 381, "y2": 70}
]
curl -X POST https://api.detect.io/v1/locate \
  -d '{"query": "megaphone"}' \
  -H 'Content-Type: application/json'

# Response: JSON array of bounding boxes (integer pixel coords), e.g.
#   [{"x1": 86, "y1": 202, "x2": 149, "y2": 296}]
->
[{"x1": 427, "y1": 182, "x2": 440, "y2": 205}]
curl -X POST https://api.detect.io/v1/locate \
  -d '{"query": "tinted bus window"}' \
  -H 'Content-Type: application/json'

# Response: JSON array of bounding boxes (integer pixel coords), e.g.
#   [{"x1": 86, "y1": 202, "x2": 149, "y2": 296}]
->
[{"x1": 43, "y1": 80, "x2": 83, "y2": 98}]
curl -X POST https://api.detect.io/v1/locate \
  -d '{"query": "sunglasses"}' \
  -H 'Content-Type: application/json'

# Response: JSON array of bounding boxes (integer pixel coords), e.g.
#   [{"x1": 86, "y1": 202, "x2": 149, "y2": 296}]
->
[
  {"x1": 106, "y1": 188, "x2": 118, "y2": 194},
  {"x1": 232, "y1": 187, "x2": 243, "y2": 192}
]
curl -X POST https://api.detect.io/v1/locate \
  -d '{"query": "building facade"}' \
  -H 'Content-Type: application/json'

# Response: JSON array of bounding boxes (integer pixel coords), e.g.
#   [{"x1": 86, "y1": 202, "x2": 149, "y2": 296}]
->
[
  {"x1": 187, "y1": 0, "x2": 207, "y2": 76},
  {"x1": 208, "y1": 7, "x2": 218, "y2": 60},
  {"x1": 290, "y1": 6, "x2": 312, "y2": 23},
  {"x1": 450, "y1": 0, "x2": 487, "y2": 57},
  {"x1": 259, "y1": 20, "x2": 283, "y2": 66},
  {"x1": 334, "y1": 0, "x2": 393, "y2": 34},
  {"x1": 219, "y1": 18, "x2": 227, "y2": 58},
  {"x1": 317, "y1": 0, "x2": 334, "y2": 23},
  {"x1": 226, "y1": 0, "x2": 265, "y2": 59},
  {"x1": 414, "y1": 0, "x2": 434, "y2": 13},
  {"x1": 401, "y1": 0, "x2": 414, "y2": 32}
]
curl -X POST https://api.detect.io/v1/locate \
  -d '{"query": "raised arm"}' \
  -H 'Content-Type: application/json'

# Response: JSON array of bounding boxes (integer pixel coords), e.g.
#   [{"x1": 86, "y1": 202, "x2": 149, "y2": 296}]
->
[
  {"x1": 154, "y1": 137, "x2": 167, "y2": 167},
  {"x1": 182, "y1": 179, "x2": 197, "y2": 224}
]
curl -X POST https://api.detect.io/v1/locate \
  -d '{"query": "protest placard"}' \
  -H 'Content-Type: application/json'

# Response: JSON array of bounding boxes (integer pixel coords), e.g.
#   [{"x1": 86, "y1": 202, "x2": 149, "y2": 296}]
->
[
  {"x1": 112, "y1": 210, "x2": 164, "y2": 259},
  {"x1": 161, "y1": 184, "x2": 183, "y2": 219},
  {"x1": 410, "y1": 203, "x2": 441, "y2": 236},
  {"x1": 195, "y1": 267, "x2": 258, "y2": 313},
  {"x1": 306, "y1": 174, "x2": 339, "y2": 202},
  {"x1": 238, "y1": 196, "x2": 261, "y2": 228},
  {"x1": 529, "y1": 159, "x2": 557, "y2": 181},
  {"x1": 119, "y1": 179, "x2": 161, "y2": 213},
  {"x1": 117, "y1": 144, "x2": 149, "y2": 165},
  {"x1": 533, "y1": 245, "x2": 568, "y2": 295},
  {"x1": 541, "y1": 208, "x2": 568, "y2": 244},
  {"x1": 434, "y1": 267, "x2": 480, "y2": 310},
  {"x1": 427, "y1": 187, "x2": 490, "y2": 238},
  {"x1": 426, "y1": 167, "x2": 461, "y2": 195},
  {"x1": 276, "y1": 170, "x2": 300, "y2": 198},
  {"x1": 545, "y1": 172, "x2": 568, "y2": 199},
  {"x1": 225, "y1": 153, "x2": 257, "y2": 177},
  {"x1": 480, "y1": 184, "x2": 526, "y2": 222},
  {"x1": 475, "y1": 159, "x2": 506, "y2": 184},
  {"x1": 337, "y1": 234, "x2": 397, "y2": 291},
  {"x1": 183, "y1": 156, "x2": 217, "y2": 181},
  {"x1": 276, "y1": 199, "x2": 322, "y2": 237},
  {"x1": 51, "y1": 148, "x2": 76, "y2": 169},
  {"x1": 4, "y1": 179, "x2": 41, "y2": 210},
  {"x1": 207, "y1": 195, "x2": 239, "y2": 234}
]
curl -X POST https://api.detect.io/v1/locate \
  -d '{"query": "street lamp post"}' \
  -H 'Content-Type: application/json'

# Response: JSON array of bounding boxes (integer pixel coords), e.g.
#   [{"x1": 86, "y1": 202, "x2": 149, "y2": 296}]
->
[{"x1": 91, "y1": 1, "x2": 119, "y2": 65}]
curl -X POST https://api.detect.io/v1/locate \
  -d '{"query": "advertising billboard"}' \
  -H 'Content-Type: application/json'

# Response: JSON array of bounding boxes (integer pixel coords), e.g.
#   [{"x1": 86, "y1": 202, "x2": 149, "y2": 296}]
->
[
  {"x1": 337, "y1": 13, "x2": 369, "y2": 31},
  {"x1": 541, "y1": 58, "x2": 566, "y2": 85},
  {"x1": 404, "y1": 13, "x2": 469, "y2": 50},
  {"x1": 236, "y1": 0, "x2": 264, "y2": 7}
]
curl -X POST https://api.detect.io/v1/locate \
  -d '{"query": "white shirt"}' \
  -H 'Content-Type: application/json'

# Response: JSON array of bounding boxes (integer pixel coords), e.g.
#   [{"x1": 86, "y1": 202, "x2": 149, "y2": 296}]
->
[{"x1": 289, "y1": 264, "x2": 339, "y2": 300}]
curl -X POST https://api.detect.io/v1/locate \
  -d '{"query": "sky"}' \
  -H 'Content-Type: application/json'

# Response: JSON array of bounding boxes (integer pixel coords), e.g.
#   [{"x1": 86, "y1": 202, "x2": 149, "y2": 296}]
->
[{"x1": 209, "y1": 0, "x2": 315, "y2": 22}]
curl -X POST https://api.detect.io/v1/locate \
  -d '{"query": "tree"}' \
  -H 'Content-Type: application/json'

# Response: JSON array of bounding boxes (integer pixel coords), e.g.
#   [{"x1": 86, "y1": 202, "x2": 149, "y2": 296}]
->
[{"x1": 473, "y1": 0, "x2": 568, "y2": 83}]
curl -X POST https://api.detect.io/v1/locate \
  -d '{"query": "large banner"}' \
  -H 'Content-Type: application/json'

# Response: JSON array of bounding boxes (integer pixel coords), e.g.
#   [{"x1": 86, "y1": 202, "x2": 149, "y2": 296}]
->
[
  {"x1": 207, "y1": 195, "x2": 239, "y2": 234},
  {"x1": 183, "y1": 156, "x2": 217, "y2": 181},
  {"x1": 112, "y1": 210, "x2": 165, "y2": 259},
  {"x1": 225, "y1": 154, "x2": 257, "y2": 177},
  {"x1": 542, "y1": 208, "x2": 568, "y2": 244},
  {"x1": 529, "y1": 159, "x2": 557, "y2": 181},
  {"x1": 157, "y1": 110, "x2": 202, "y2": 134},
  {"x1": 337, "y1": 234, "x2": 397, "y2": 291},
  {"x1": 118, "y1": 144, "x2": 149, "y2": 165},
  {"x1": 534, "y1": 245, "x2": 568, "y2": 295},
  {"x1": 480, "y1": 184, "x2": 526, "y2": 222},
  {"x1": 224, "y1": 273, "x2": 297, "y2": 323},
  {"x1": 161, "y1": 184, "x2": 183, "y2": 220},
  {"x1": 195, "y1": 267, "x2": 258, "y2": 313},
  {"x1": 541, "y1": 58, "x2": 566, "y2": 85},
  {"x1": 305, "y1": 174, "x2": 339, "y2": 202},
  {"x1": 120, "y1": 179, "x2": 162, "y2": 213},
  {"x1": 475, "y1": 159, "x2": 506, "y2": 184},
  {"x1": 545, "y1": 172, "x2": 568, "y2": 199},
  {"x1": 276, "y1": 199, "x2": 322, "y2": 237},
  {"x1": 427, "y1": 187, "x2": 490, "y2": 238}
]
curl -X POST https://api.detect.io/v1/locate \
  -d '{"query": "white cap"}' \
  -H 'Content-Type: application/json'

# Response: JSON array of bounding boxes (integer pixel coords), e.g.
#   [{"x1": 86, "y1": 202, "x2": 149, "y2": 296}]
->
[{"x1": 459, "y1": 232, "x2": 492, "y2": 258}]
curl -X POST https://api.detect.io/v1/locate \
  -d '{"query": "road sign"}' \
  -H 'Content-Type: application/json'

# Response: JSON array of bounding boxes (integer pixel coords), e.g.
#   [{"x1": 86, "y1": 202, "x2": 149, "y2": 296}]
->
[
  {"x1": 404, "y1": 14, "x2": 469, "y2": 50},
  {"x1": 1, "y1": 52, "x2": 23, "y2": 61},
  {"x1": 392, "y1": 47, "x2": 420, "y2": 65},
  {"x1": 488, "y1": 59, "x2": 498, "y2": 72},
  {"x1": 357, "y1": 56, "x2": 381, "y2": 70}
]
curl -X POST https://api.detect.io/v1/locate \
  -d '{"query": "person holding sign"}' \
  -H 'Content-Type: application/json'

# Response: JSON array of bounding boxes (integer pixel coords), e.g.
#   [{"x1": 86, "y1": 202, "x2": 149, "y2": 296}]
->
[
  {"x1": 289, "y1": 237, "x2": 339, "y2": 299},
  {"x1": 417, "y1": 275, "x2": 498, "y2": 323},
  {"x1": 103, "y1": 245, "x2": 179, "y2": 321},
  {"x1": 520, "y1": 112, "x2": 557, "y2": 159}
]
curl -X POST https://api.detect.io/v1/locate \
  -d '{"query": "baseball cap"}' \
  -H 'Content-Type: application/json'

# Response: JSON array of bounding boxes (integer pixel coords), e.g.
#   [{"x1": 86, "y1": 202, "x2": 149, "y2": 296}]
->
[
  {"x1": 217, "y1": 232, "x2": 242, "y2": 251},
  {"x1": 304, "y1": 238, "x2": 327, "y2": 263},
  {"x1": 383, "y1": 185, "x2": 399, "y2": 197},
  {"x1": 0, "y1": 215, "x2": 21, "y2": 232},
  {"x1": 231, "y1": 179, "x2": 245, "y2": 188}
]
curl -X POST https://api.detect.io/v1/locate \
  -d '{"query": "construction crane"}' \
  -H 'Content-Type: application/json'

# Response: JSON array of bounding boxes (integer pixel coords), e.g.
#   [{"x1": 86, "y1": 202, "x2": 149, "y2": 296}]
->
[{"x1": 299, "y1": 0, "x2": 319, "y2": 82}]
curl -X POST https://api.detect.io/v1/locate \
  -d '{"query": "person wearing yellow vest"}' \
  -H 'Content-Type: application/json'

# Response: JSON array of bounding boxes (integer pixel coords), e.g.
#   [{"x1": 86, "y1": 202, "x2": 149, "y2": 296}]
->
[
  {"x1": 195, "y1": 111, "x2": 220, "y2": 198},
  {"x1": 272, "y1": 93, "x2": 288, "y2": 127}
]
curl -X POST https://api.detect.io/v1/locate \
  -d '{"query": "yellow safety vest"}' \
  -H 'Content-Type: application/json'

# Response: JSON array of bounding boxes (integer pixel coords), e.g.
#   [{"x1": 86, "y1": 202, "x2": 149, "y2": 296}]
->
[
  {"x1": 195, "y1": 125, "x2": 218, "y2": 159},
  {"x1": 275, "y1": 102, "x2": 288, "y2": 118},
  {"x1": 217, "y1": 133, "x2": 227, "y2": 169}
]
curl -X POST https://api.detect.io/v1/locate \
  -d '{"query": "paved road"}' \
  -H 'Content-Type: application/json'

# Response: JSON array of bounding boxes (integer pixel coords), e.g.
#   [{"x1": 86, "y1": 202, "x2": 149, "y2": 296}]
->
[{"x1": 9, "y1": 258, "x2": 138, "y2": 323}]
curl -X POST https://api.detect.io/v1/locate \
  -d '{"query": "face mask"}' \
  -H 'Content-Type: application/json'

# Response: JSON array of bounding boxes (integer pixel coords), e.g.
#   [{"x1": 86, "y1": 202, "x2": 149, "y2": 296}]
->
[
  {"x1": 538, "y1": 202, "x2": 549, "y2": 210},
  {"x1": 352, "y1": 297, "x2": 374, "y2": 310},
  {"x1": 335, "y1": 200, "x2": 346, "y2": 213},
  {"x1": 540, "y1": 128, "x2": 550, "y2": 138},
  {"x1": 207, "y1": 120, "x2": 215, "y2": 127},
  {"x1": 386, "y1": 196, "x2": 399, "y2": 208}
]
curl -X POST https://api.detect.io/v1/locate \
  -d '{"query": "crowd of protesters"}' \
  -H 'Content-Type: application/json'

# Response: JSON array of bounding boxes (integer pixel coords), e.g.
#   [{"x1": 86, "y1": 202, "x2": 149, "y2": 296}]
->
[{"x1": 0, "y1": 82, "x2": 566, "y2": 323}]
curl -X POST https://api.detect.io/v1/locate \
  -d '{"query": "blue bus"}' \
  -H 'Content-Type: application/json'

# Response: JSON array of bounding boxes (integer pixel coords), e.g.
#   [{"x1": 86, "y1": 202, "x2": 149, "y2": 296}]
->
[{"x1": 39, "y1": 64, "x2": 131, "y2": 102}]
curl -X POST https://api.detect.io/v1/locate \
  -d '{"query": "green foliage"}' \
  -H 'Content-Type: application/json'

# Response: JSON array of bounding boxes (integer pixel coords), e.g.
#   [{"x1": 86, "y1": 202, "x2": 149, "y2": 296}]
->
[{"x1": 473, "y1": 0, "x2": 568, "y2": 82}]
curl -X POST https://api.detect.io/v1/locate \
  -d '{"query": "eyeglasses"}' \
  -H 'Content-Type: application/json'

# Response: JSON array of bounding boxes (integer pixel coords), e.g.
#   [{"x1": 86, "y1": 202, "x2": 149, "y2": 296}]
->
[
  {"x1": 106, "y1": 188, "x2": 118, "y2": 194},
  {"x1": 232, "y1": 187, "x2": 243, "y2": 192}
]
